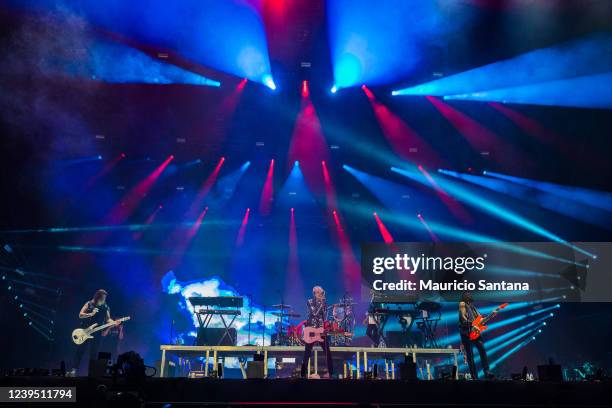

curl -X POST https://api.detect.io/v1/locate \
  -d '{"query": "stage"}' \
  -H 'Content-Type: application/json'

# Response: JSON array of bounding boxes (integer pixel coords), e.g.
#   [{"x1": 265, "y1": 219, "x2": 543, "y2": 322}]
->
[
  {"x1": 1, "y1": 376, "x2": 610, "y2": 407},
  {"x1": 159, "y1": 345, "x2": 460, "y2": 378},
  {"x1": 1, "y1": 2, "x2": 612, "y2": 407}
]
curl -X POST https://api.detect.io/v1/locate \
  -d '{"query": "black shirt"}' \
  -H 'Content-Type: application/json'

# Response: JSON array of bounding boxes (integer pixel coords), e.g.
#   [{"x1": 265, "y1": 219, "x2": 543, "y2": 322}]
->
[
  {"x1": 459, "y1": 302, "x2": 479, "y2": 335},
  {"x1": 81, "y1": 301, "x2": 109, "y2": 328}
]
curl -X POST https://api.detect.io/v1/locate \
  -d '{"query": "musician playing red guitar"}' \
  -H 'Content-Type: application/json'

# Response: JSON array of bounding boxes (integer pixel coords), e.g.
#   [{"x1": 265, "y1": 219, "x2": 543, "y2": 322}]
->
[
  {"x1": 301, "y1": 286, "x2": 334, "y2": 378},
  {"x1": 459, "y1": 292, "x2": 492, "y2": 379}
]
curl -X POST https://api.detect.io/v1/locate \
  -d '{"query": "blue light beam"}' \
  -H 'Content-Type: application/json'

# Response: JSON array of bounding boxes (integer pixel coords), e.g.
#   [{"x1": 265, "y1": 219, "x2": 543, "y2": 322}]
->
[
  {"x1": 391, "y1": 166, "x2": 596, "y2": 258},
  {"x1": 392, "y1": 33, "x2": 612, "y2": 96}
]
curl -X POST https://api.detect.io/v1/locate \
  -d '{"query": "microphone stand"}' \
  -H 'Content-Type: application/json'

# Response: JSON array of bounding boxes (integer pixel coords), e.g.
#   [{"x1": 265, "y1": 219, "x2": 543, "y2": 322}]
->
[
  {"x1": 246, "y1": 294, "x2": 253, "y2": 346},
  {"x1": 262, "y1": 305, "x2": 266, "y2": 346}
]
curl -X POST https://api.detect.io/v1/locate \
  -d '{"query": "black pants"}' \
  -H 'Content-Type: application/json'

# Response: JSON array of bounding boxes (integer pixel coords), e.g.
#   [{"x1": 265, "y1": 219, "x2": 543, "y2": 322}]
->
[
  {"x1": 301, "y1": 337, "x2": 333, "y2": 377},
  {"x1": 73, "y1": 335, "x2": 102, "y2": 372},
  {"x1": 366, "y1": 324, "x2": 380, "y2": 347},
  {"x1": 461, "y1": 333, "x2": 490, "y2": 379}
]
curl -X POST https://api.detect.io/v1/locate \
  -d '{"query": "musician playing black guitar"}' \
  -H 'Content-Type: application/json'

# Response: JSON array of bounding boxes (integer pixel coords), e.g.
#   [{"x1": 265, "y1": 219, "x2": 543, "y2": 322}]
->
[
  {"x1": 72, "y1": 289, "x2": 117, "y2": 373},
  {"x1": 459, "y1": 292, "x2": 492, "y2": 379},
  {"x1": 301, "y1": 286, "x2": 334, "y2": 378}
]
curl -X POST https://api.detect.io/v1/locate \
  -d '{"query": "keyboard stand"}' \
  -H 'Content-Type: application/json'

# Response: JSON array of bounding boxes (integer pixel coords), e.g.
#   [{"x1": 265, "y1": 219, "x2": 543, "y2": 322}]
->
[{"x1": 195, "y1": 308, "x2": 241, "y2": 345}]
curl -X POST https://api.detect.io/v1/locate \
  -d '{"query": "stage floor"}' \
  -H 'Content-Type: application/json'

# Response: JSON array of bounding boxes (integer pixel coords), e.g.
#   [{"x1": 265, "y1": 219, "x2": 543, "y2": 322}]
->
[{"x1": 1, "y1": 376, "x2": 610, "y2": 407}]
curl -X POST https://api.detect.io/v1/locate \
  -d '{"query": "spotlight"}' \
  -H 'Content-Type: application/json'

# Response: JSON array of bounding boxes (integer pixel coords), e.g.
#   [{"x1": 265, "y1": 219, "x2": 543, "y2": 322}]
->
[
  {"x1": 294, "y1": 160, "x2": 299, "y2": 167},
  {"x1": 391, "y1": 90, "x2": 398, "y2": 96},
  {"x1": 302, "y1": 80, "x2": 309, "y2": 98},
  {"x1": 121, "y1": 152, "x2": 126, "y2": 158},
  {"x1": 291, "y1": 208, "x2": 294, "y2": 212},
  {"x1": 97, "y1": 155, "x2": 103, "y2": 160},
  {"x1": 331, "y1": 85, "x2": 338, "y2": 94},
  {"x1": 263, "y1": 75, "x2": 276, "y2": 90},
  {"x1": 169, "y1": 155, "x2": 175, "y2": 160}
]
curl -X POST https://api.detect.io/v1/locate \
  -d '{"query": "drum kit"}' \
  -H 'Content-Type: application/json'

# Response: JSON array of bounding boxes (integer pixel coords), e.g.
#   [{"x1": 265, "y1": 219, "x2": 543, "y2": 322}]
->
[{"x1": 270, "y1": 295, "x2": 356, "y2": 346}]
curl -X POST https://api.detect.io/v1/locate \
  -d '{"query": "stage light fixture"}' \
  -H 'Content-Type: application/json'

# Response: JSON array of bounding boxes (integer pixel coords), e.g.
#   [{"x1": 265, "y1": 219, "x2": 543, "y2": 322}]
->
[
  {"x1": 331, "y1": 85, "x2": 338, "y2": 94},
  {"x1": 263, "y1": 74, "x2": 277, "y2": 90},
  {"x1": 302, "y1": 80, "x2": 309, "y2": 98}
]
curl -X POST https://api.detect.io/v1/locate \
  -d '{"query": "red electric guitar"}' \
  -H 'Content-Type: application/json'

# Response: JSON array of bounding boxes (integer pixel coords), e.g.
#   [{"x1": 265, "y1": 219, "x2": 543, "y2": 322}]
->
[{"x1": 469, "y1": 303, "x2": 509, "y2": 340}]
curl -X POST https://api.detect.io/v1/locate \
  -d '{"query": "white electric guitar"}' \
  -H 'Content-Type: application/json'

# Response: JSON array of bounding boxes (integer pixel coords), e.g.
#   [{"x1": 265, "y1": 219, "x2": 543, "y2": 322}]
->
[{"x1": 71, "y1": 316, "x2": 130, "y2": 345}]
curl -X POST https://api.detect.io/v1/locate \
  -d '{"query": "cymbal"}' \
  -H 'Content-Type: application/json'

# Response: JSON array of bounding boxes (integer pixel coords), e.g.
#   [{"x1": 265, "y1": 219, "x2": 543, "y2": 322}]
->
[
  {"x1": 271, "y1": 311, "x2": 300, "y2": 318},
  {"x1": 331, "y1": 302, "x2": 357, "y2": 306},
  {"x1": 271, "y1": 304, "x2": 292, "y2": 309}
]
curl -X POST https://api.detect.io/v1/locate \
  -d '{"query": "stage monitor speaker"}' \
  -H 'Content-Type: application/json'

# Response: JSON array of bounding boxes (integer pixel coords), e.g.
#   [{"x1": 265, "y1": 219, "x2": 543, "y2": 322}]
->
[
  {"x1": 196, "y1": 328, "x2": 237, "y2": 346},
  {"x1": 435, "y1": 364, "x2": 455, "y2": 380},
  {"x1": 247, "y1": 361, "x2": 265, "y2": 379},
  {"x1": 97, "y1": 351, "x2": 111, "y2": 361},
  {"x1": 88, "y1": 359, "x2": 108, "y2": 378},
  {"x1": 399, "y1": 358, "x2": 417, "y2": 380},
  {"x1": 537, "y1": 364, "x2": 563, "y2": 382}
]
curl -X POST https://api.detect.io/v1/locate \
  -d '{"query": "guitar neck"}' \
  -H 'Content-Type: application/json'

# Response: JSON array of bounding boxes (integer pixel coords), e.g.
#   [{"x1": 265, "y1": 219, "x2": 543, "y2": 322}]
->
[
  {"x1": 481, "y1": 307, "x2": 503, "y2": 325},
  {"x1": 90, "y1": 318, "x2": 126, "y2": 334}
]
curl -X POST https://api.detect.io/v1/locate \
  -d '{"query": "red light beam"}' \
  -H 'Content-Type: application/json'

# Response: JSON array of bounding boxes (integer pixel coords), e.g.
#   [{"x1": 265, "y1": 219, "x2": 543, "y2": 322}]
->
[
  {"x1": 236, "y1": 208, "x2": 251, "y2": 247},
  {"x1": 259, "y1": 159, "x2": 275, "y2": 215},
  {"x1": 417, "y1": 213, "x2": 440, "y2": 242},
  {"x1": 373, "y1": 212, "x2": 394, "y2": 244},
  {"x1": 363, "y1": 86, "x2": 444, "y2": 168},
  {"x1": 106, "y1": 155, "x2": 174, "y2": 224},
  {"x1": 187, "y1": 157, "x2": 225, "y2": 217}
]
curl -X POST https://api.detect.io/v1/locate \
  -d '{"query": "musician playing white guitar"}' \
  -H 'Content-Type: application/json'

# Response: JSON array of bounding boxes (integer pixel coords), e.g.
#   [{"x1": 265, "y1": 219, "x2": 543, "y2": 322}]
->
[
  {"x1": 72, "y1": 289, "x2": 119, "y2": 374},
  {"x1": 301, "y1": 286, "x2": 334, "y2": 378}
]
